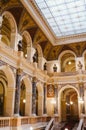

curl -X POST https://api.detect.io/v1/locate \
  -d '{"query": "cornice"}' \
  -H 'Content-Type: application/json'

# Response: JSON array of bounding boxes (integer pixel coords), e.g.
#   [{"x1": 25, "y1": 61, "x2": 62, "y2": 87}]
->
[
  {"x1": 0, "y1": 41, "x2": 48, "y2": 82},
  {"x1": 56, "y1": 33, "x2": 86, "y2": 45},
  {"x1": 20, "y1": 0, "x2": 86, "y2": 45},
  {"x1": 20, "y1": 0, "x2": 55, "y2": 45},
  {"x1": 1, "y1": 41, "x2": 86, "y2": 84}
]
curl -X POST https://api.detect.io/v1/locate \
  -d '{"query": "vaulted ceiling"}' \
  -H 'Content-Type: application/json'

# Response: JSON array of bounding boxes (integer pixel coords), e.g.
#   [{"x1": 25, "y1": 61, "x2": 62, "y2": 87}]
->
[{"x1": 0, "y1": 0, "x2": 86, "y2": 60}]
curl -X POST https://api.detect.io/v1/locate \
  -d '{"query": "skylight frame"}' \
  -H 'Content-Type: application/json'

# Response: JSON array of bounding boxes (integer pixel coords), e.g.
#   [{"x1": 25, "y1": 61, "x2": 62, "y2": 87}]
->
[{"x1": 35, "y1": 0, "x2": 86, "y2": 37}]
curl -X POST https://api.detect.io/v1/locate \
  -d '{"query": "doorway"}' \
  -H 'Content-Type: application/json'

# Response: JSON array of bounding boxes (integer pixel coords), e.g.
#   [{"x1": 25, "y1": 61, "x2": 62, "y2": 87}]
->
[
  {"x1": 60, "y1": 87, "x2": 79, "y2": 122},
  {"x1": 0, "y1": 82, "x2": 4, "y2": 116}
]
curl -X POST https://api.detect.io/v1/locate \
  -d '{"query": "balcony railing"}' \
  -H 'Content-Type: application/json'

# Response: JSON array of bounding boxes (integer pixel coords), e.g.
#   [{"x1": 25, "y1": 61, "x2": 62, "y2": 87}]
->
[{"x1": 0, "y1": 116, "x2": 55, "y2": 128}]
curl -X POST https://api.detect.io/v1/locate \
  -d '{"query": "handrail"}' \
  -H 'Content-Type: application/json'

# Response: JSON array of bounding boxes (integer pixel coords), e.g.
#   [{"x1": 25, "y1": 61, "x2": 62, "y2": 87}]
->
[
  {"x1": 77, "y1": 118, "x2": 84, "y2": 130},
  {"x1": 45, "y1": 118, "x2": 54, "y2": 130}
]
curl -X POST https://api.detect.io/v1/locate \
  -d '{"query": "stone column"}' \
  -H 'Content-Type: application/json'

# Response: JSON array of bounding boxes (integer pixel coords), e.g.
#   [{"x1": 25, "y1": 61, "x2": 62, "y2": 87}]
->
[
  {"x1": 32, "y1": 77, "x2": 37, "y2": 116},
  {"x1": 38, "y1": 56, "x2": 46, "y2": 70},
  {"x1": 79, "y1": 82, "x2": 85, "y2": 114},
  {"x1": 43, "y1": 83, "x2": 47, "y2": 115},
  {"x1": 84, "y1": 83, "x2": 86, "y2": 114},
  {"x1": 0, "y1": 16, "x2": 3, "y2": 41},
  {"x1": 61, "y1": 98, "x2": 66, "y2": 121},
  {"x1": 14, "y1": 33, "x2": 22, "y2": 50},
  {"x1": 54, "y1": 84, "x2": 58, "y2": 115},
  {"x1": 14, "y1": 68, "x2": 22, "y2": 116},
  {"x1": 27, "y1": 46, "x2": 35, "y2": 62}
]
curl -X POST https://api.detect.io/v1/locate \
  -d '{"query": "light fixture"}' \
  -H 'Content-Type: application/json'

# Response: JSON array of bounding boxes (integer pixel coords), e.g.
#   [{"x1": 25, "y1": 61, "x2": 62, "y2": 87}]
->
[
  {"x1": 23, "y1": 99, "x2": 26, "y2": 103},
  {"x1": 65, "y1": 102, "x2": 70, "y2": 106},
  {"x1": 79, "y1": 98, "x2": 84, "y2": 104},
  {"x1": 25, "y1": 54, "x2": 27, "y2": 58},
  {"x1": 70, "y1": 101, "x2": 73, "y2": 105},
  {"x1": 65, "y1": 128, "x2": 68, "y2": 130},
  {"x1": 51, "y1": 98, "x2": 56, "y2": 104},
  {"x1": 30, "y1": 127, "x2": 33, "y2": 130},
  {"x1": 68, "y1": 61, "x2": 71, "y2": 65}
]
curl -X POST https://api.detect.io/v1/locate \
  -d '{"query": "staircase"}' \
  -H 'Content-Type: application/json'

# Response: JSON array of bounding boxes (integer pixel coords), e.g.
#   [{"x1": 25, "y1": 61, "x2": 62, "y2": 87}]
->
[
  {"x1": 45, "y1": 118, "x2": 80, "y2": 130},
  {"x1": 52, "y1": 121, "x2": 79, "y2": 130}
]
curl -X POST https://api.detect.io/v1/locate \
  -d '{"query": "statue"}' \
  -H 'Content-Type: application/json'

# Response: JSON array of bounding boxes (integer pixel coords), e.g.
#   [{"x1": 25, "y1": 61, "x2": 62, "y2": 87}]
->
[
  {"x1": 33, "y1": 53, "x2": 36, "y2": 62},
  {"x1": 33, "y1": 49, "x2": 38, "y2": 63},
  {"x1": 77, "y1": 61, "x2": 83, "y2": 70},
  {"x1": 44, "y1": 62, "x2": 47, "y2": 70},
  {"x1": 53, "y1": 64, "x2": 57, "y2": 72},
  {"x1": 18, "y1": 40, "x2": 22, "y2": 51}
]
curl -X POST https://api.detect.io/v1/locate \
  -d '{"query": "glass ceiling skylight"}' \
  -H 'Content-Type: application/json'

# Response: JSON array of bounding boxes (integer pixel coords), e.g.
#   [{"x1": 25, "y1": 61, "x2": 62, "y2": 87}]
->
[{"x1": 35, "y1": 0, "x2": 86, "y2": 37}]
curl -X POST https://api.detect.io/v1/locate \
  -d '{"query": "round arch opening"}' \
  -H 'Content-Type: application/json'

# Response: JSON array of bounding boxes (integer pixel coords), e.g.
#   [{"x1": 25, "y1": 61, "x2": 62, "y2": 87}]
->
[{"x1": 58, "y1": 85, "x2": 79, "y2": 122}]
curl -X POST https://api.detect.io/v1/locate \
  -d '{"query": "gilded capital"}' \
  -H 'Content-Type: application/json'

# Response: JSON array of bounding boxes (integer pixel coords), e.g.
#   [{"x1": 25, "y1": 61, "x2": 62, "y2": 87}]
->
[
  {"x1": 32, "y1": 77, "x2": 37, "y2": 82},
  {"x1": 17, "y1": 68, "x2": 23, "y2": 75}
]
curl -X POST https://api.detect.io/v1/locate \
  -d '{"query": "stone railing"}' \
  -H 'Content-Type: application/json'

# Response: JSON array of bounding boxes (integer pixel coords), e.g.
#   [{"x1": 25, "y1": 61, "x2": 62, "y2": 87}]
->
[
  {"x1": 77, "y1": 118, "x2": 84, "y2": 130},
  {"x1": 0, "y1": 42, "x2": 18, "y2": 58},
  {"x1": 0, "y1": 42, "x2": 48, "y2": 82},
  {"x1": 45, "y1": 118, "x2": 54, "y2": 130},
  {"x1": 0, "y1": 117, "x2": 10, "y2": 128},
  {"x1": 0, "y1": 116, "x2": 54, "y2": 128},
  {"x1": 48, "y1": 71, "x2": 79, "y2": 77}
]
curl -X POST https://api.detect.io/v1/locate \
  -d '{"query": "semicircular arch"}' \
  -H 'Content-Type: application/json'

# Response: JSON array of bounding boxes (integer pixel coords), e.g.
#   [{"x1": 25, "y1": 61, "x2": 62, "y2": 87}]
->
[
  {"x1": 22, "y1": 31, "x2": 32, "y2": 47},
  {"x1": 58, "y1": 50, "x2": 76, "y2": 61}
]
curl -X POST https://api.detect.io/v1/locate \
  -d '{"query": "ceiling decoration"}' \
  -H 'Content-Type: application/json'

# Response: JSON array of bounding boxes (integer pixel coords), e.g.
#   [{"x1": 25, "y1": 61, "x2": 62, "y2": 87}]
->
[{"x1": 35, "y1": 0, "x2": 86, "y2": 37}]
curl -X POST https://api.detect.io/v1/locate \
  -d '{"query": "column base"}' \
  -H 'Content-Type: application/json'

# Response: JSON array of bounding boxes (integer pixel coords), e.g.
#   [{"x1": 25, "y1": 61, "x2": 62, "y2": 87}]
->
[
  {"x1": 33, "y1": 62, "x2": 37, "y2": 68},
  {"x1": 43, "y1": 114, "x2": 47, "y2": 116},
  {"x1": 78, "y1": 69, "x2": 83, "y2": 74},
  {"x1": 32, "y1": 113, "x2": 37, "y2": 116},
  {"x1": 44, "y1": 70, "x2": 47, "y2": 74},
  {"x1": 14, "y1": 114, "x2": 20, "y2": 117},
  {"x1": 54, "y1": 113, "x2": 58, "y2": 116}
]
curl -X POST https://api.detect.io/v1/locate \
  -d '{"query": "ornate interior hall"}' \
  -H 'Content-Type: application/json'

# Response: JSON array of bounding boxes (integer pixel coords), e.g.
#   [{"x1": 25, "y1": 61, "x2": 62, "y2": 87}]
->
[{"x1": 0, "y1": 0, "x2": 86, "y2": 130}]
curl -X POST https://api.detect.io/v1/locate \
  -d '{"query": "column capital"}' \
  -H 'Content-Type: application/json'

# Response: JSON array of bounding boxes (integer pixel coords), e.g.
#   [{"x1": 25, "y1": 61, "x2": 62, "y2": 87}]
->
[
  {"x1": 32, "y1": 77, "x2": 38, "y2": 82},
  {"x1": 78, "y1": 81, "x2": 84, "y2": 88},
  {"x1": 54, "y1": 84, "x2": 58, "y2": 88},
  {"x1": 43, "y1": 82, "x2": 47, "y2": 87},
  {"x1": 17, "y1": 68, "x2": 23, "y2": 75}
]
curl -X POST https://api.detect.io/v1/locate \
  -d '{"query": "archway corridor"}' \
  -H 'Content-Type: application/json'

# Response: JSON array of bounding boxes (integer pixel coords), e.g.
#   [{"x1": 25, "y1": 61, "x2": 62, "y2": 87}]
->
[
  {"x1": 58, "y1": 87, "x2": 79, "y2": 130},
  {"x1": 60, "y1": 88, "x2": 79, "y2": 122}
]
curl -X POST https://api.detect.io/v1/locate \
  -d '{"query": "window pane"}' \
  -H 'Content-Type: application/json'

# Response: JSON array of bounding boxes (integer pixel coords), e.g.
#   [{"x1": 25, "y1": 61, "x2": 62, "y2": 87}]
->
[{"x1": 35, "y1": 0, "x2": 86, "y2": 37}]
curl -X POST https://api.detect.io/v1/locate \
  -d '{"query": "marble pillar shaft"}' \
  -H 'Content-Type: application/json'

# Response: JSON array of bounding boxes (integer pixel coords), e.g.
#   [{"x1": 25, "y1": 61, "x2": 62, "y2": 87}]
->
[
  {"x1": 14, "y1": 69, "x2": 22, "y2": 115},
  {"x1": 32, "y1": 80, "x2": 37, "y2": 115},
  {"x1": 79, "y1": 83, "x2": 85, "y2": 113},
  {"x1": 44, "y1": 87, "x2": 46, "y2": 114},
  {"x1": 54, "y1": 86, "x2": 58, "y2": 114}
]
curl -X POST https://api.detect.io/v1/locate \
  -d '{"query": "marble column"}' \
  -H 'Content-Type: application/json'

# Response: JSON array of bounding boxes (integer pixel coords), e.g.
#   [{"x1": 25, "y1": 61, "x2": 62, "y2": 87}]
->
[
  {"x1": 32, "y1": 77, "x2": 37, "y2": 116},
  {"x1": 79, "y1": 82, "x2": 85, "y2": 114},
  {"x1": 0, "y1": 16, "x2": 3, "y2": 41},
  {"x1": 54, "y1": 84, "x2": 58, "y2": 115},
  {"x1": 43, "y1": 83, "x2": 47, "y2": 115},
  {"x1": 14, "y1": 68, "x2": 22, "y2": 116}
]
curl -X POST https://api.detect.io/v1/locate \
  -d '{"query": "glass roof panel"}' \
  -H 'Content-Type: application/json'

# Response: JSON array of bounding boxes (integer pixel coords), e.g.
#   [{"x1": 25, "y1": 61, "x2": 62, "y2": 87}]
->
[{"x1": 35, "y1": 0, "x2": 86, "y2": 37}]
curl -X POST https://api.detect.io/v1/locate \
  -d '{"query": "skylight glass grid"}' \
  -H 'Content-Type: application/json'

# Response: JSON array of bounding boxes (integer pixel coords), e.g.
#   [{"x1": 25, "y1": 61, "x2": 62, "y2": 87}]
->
[{"x1": 35, "y1": 0, "x2": 86, "y2": 37}]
